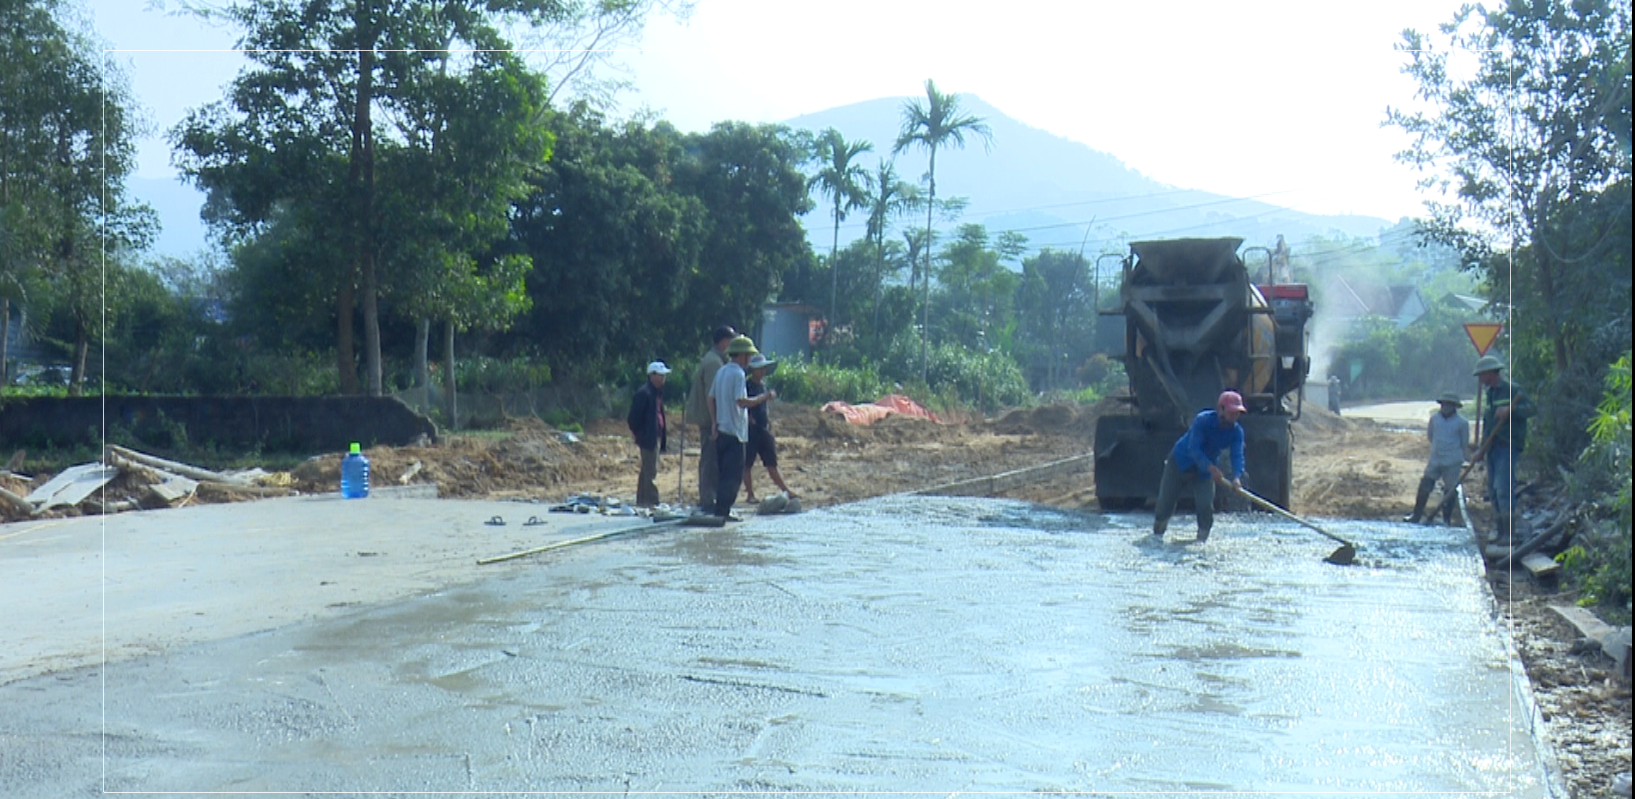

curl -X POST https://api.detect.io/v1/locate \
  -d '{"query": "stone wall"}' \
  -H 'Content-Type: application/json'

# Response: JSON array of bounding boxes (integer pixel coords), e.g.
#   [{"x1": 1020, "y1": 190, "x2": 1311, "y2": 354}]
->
[{"x1": 0, "y1": 396, "x2": 438, "y2": 453}]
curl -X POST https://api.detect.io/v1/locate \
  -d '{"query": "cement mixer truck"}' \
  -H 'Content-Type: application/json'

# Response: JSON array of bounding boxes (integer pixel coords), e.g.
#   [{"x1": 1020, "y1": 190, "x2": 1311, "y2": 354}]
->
[{"x1": 1093, "y1": 237, "x2": 1314, "y2": 510}]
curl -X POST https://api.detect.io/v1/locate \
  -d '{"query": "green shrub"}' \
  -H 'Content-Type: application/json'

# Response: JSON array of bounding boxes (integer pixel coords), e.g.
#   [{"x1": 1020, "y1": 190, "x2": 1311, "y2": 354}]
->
[
  {"x1": 540, "y1": 407, "x2": 583, "y2": 433},
  {"x1": 456, "y1": 356, "x2": 552, "y2": 393},
  {"x1": 240, "y1": 350, "x2": 340, "y2": 396},
  {"x1": 1560, "y1": 352, "x2": 1632, "y2": 621},
  {"x1": 772, "y1": 357, "x2": 890, "y2": 405},
  {"x1": 1077, "y1": 354, "x2": 1127, "y2": 400}
]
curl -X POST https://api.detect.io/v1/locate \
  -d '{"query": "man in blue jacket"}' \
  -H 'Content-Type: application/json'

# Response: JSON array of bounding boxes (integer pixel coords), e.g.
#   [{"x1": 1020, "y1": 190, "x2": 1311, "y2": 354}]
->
[
  {"x1": 1153, "y1": 390, "x2": 1247, "y2": 542},
  {"x1": 626, "y1": 360, "x2": 670, "y2": 508}
]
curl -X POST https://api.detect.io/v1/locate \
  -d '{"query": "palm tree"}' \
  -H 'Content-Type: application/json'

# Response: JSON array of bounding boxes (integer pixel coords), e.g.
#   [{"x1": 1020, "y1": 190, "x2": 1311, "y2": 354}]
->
[
  {"x1": 810, "y1": 128, "x2": 872, "y2": 339},
  {"x1": 863, "y1": 160, "x2": 916, "y2": 314},
  {"x1": 864, "y1": 159, "x2": 919, "y2": 261},
  {"x1": 893, "y1": 79, "x2": 992, "y2": 383}
]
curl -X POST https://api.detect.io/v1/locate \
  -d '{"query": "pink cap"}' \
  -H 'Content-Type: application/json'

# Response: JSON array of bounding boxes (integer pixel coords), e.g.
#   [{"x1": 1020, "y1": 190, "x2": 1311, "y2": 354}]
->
[{"x1": 1218, "y1": 390, "x2": 1247, "y2": 413}]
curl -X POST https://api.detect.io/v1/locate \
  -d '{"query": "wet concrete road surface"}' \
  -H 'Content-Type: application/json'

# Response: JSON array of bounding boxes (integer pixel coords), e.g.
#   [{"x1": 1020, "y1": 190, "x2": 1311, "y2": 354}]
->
[{"x1": 2, "y1": 495, "x2": 1554, "y2": 795}]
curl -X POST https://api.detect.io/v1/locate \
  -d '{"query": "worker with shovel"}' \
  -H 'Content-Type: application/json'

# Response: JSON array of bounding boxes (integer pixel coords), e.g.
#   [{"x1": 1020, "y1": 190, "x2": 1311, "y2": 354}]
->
[
  {"x1": 1404, "y1": 392, "x2": 1471, "y2": 526},
  {"x1": 1152, "y1": 390, "x2": 1247, "y2": 543},
  {"x1": 1474, "y1": 355, "x2": 1535, "y2": 546}
]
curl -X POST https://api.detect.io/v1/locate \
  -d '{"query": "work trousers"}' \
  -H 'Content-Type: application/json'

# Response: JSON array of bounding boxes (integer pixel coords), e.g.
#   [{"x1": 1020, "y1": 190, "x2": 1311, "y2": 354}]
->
[
  {"x1": 1425, "y1": 461, "x2": 1462, "y2": 502},
  {"x1": 713, "y1": 436, "x2": 746, "y2": 518},
  {"x1": 1153, "y1": 456, "x2": 1216, "y2": 535},
  {"x1": 1486, "y1": 444, "x2": 1515, "y2": 518},
  {"x1": 636, "y1": 446, "x2": 660, "y2": 508},
  {"x1": 696, "y1": 424, "x2": 718, "y2": 509}
]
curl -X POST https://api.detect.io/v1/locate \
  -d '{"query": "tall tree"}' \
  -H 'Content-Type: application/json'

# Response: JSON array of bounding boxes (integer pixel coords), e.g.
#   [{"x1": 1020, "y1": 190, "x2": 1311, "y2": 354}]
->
[
  {"x1": 508, "y1": 0, "x2": 695, "y2": 109},
  {"x1": 1, "y1": 0, "x2": 151, "y2": 394},
  {"x1": 507, "y1": 113, "x2": 812, "y2": 376},
  {"x1": 175, "y1": 0, "x2": 573, "y2": 396},
  {"x1": 809, "y1": 127, "x2": 871, "y2": 336},
  {"x1": 0, "y1": 0, "x2": 61, "y2": 383},
  {"x1": 380, "y1": 42, "x2": 552, "y2": 424},
  {"x1": 933, "y1": 224, "x2": 1017, "y2": 352},
  {"x1": 1016, "y1": 249, "x2": 1095, "y2": 390},
  {"x1": 508, "y1": 109, "x2": 706, "y2": 373},
  {"x1": 1388, "y1": 0, "x2": 1632, "y2": 458},
  {"x1": 675, "y1": 121, "x2": 816, "y2": 343},
  {"x1": 893, "y1": 79, "x2": 992, "y2": 381},
  {"x1": 862, "y1": 160, "x2": 916, "y2": 333}
]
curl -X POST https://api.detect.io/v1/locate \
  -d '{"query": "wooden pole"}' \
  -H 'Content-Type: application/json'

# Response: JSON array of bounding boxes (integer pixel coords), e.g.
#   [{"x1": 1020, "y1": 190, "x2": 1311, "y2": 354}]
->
[
  {"x1": 106, "y1": 445, "x2": 246, "y2": 485},
  {"x1": 0, "y1": 484, "x2": 32, "y2": 514},
  {"x1": 478, "y1": 518, "x2": 684, "y2": 565},
  {"x1": 676, "y1": 410, "x2": 685, "y2": 504},
  {"x1": 1473, "y1": 378, "x2": 1484, "y2": 445}
]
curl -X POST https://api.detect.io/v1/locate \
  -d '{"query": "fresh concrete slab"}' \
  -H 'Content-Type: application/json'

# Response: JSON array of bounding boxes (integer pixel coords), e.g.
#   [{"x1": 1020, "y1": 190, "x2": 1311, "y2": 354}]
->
[
  {"x1": 0, "y1": 495, "x2": 656, "y2": 684},
  {"x1": 1, "y1": 495, "x2": 1559, "y2": 794}
]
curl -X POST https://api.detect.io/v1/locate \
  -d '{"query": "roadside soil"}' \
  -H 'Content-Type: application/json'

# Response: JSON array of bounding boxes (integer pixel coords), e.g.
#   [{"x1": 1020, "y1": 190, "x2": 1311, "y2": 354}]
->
[{"x1": 2, "y1": 398, "x2": 1627, "y2": 796}]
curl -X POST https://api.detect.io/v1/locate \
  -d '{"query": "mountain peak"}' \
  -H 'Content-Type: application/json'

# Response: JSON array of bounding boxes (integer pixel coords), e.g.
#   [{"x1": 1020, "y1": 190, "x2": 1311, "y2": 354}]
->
[{"x1": 784, "y1": 97, "x2": 1386, "y2": 256}]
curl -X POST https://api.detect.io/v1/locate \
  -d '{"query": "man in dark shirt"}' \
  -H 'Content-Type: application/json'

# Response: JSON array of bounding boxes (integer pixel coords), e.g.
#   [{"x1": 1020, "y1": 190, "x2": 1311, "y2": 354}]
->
[
  {"x1": 626, "y1": 361, "x2": 670, "y2": 507},
  {"x1": 1153, "y1": 391, "x2": 1247, "y2": 543},
  {"x1": 742, "y1": 354, "x2": 796, "y2": 503},
  {"x1": 1473, "y1": 355, "x2": 1535, "y2": 545}
]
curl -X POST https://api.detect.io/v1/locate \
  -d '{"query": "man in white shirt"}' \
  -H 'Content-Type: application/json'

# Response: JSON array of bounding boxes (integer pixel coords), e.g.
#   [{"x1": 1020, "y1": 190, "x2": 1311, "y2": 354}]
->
[{"x1": 706, "y1": 335, "x2": 774, "y2": 519}]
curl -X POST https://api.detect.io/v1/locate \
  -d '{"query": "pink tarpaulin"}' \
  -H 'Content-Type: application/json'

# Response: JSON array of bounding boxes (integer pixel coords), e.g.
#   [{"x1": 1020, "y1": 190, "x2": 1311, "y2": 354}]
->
[{"x1": 821, "y1": 394, "x2": 941, "y2": 426}]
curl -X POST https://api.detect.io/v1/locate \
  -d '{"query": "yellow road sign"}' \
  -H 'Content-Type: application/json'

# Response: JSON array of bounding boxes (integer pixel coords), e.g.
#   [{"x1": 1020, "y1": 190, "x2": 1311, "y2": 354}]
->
[{"x1": 1464, "y1": 323, "x2": 1503, "y2": 356}]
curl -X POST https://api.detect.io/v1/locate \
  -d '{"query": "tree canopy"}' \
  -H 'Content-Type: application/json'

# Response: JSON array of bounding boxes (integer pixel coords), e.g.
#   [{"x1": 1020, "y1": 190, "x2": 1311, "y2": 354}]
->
[{"x1": 1389, "y1": 0, "x2": 1632, "y2": 461}]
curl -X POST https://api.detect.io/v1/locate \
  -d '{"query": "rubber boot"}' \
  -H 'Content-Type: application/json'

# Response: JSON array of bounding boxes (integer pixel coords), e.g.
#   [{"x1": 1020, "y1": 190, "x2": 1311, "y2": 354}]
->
[
  {"x1": 1404, "y1": 477, "x2": 1434, "y2": 524},
  {"x1": 1495, "y1": 514, "x2": 1514, "y2": 548},
  {"x1": 1442, "y1": 497, "x2": 1459, "y2": 527}
]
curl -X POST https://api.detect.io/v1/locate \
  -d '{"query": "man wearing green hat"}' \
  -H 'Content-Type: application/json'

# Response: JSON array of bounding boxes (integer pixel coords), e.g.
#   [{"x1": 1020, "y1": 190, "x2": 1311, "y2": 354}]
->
[
  {"x1": 1405, "y1": 392, "x2": 1470, "y2": 526},
  {"x1": 1473, "y1": 355, "x2": 1535, "y2": 544},
  {"x1": 706, "y1": 335, "x2": 775, "y2": 520}
]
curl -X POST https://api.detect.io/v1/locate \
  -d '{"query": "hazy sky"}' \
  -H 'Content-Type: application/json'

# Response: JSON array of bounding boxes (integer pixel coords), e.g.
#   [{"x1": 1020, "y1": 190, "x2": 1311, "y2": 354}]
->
[{"x1": 91, "y1": 0, "x2": 1477, "y2": 223}]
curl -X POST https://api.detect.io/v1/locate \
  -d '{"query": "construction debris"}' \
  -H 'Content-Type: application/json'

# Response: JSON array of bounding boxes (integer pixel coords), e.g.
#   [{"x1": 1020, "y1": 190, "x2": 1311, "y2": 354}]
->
[
  {"x1": 106, "y1": 445, "x2": 249, "y2": 486},
  {"x1": 24, "y1": 464, "x2": 119, "y2": 514}
]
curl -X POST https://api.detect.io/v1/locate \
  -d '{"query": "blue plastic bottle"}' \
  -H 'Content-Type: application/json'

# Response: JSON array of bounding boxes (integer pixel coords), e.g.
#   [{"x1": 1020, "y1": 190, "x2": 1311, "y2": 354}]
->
[{"x1": 340, "y1": 442, "x2": 370, "y2": 499}]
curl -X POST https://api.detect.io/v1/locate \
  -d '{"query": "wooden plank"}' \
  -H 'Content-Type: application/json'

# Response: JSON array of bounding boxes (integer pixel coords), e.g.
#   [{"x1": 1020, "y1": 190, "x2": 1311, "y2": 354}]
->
[
  {"x1": 479, "y1": 518, "x2": 686, "y2": 565},
  {"x1": 1547, "y1": 604, "x2": 1616, "y2": 641},
  {"x1": 1519, "y1": 552, "x2": 1560, "y2": 578},
  {"x1": 369, "y1": 484, "x2": 438, "y2": 500},
  {"x1": 148, "y1": 476, "x2": 199, "y2": 504}
]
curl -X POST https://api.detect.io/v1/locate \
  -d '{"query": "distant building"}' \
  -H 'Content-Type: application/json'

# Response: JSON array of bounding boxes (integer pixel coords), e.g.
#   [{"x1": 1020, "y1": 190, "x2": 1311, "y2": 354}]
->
[
  {"x1": 2, "y1": 306, "x2": 46, "y2": 378},
  {"x1": 1327, "y1": 276, "x2": 1428, "y2": 332},
  {"x1": 757, "y1": 303, "x2": 824, "y2": 361}
]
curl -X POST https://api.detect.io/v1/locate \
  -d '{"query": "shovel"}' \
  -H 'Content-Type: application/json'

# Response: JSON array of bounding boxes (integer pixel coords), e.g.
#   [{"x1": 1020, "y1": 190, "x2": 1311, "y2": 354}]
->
[{"x1": 1237, "y1": 487, "x2": 1358, "y2": 565}]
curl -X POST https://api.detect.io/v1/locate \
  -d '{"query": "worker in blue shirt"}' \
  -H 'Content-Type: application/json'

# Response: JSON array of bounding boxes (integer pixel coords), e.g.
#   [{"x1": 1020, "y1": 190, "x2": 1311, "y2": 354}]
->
[{"x1": 1153, "y1": 390, "x2": 1247, "y2": 542}]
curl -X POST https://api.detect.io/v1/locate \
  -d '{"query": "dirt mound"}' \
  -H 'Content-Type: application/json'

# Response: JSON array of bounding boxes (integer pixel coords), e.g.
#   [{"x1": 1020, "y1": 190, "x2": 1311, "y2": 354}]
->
[
  {"x1": 768, "y1": 403, "x2": 831, "y2": 440},
  {"x1": 984, "y1": 401, "x2": 1108, "y2": 438},
  {"x1": 1293, "y1": 404, "x2": 1350, "y2": 436},
  {"x1": 286, "y1": 416, "x2": 606, "y2": 500},
  {"x1": 870, "y1": 413, "x2": 960, "y2": 444}
]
